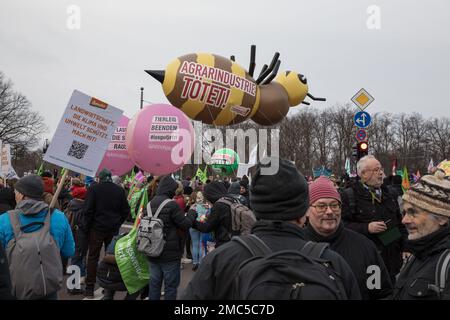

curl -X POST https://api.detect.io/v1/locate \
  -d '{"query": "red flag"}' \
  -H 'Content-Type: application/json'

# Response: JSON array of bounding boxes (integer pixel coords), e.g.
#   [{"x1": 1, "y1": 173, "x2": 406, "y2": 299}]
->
[{"x1": 392, "y1": 158, "x2": 398, "y2": 176}]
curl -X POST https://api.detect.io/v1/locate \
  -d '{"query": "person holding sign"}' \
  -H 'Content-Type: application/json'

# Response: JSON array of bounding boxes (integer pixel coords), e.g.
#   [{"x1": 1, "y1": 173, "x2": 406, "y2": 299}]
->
[{"x1": 83, "y1": 169, "x2": 130, "y2": 298}]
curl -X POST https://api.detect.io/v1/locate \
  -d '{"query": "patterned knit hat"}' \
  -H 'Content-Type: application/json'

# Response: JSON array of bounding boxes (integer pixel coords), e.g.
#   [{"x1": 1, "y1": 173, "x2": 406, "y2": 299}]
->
[
  {"x1": 309, "y1": 176, "x2": 341, "y2": 205},
  {"x1": 402, "y1": 170, "x2": 450, "y2": 217}
]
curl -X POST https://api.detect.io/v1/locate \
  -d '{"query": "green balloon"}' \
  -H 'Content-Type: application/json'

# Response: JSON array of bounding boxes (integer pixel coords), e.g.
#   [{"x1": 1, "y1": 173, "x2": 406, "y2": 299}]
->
[{"x1": 211, "y1": 148, "x2": 240, "y2": 176}]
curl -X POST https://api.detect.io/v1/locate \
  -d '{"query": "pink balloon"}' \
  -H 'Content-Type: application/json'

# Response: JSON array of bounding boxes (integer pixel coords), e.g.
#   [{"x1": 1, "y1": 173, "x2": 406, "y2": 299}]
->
[
  {"x1": 125, "y1": 104, "x2": 194, "y2": 175},
  {"x1": 97, "y1": 115, "x2": 135, "y2": 176}
]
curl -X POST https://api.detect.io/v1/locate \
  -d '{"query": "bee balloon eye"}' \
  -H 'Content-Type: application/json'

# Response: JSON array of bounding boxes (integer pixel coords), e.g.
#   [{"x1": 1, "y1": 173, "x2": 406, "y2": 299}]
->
[
  {"x1": 146, "y1": 45, "x2": 326, "y2": 126},
  {"x1": 298, "y1": 74, "x2": 307, "y2": 85}
]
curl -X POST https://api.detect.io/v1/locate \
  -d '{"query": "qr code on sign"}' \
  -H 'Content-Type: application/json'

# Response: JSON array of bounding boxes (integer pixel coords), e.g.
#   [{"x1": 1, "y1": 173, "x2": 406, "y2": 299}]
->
[{"x1": 67, "y1": 140, "x2": 89, "y2": 159}]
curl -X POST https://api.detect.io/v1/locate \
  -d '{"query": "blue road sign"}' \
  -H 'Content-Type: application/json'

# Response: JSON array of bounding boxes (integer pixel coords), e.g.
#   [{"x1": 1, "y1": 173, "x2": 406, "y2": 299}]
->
[
  {"x1": 354, "y1": 111, "x2": 371, "y2": 128},
  {"x1": 356, "y1": 128, "x2": 367, "y2": 142}
]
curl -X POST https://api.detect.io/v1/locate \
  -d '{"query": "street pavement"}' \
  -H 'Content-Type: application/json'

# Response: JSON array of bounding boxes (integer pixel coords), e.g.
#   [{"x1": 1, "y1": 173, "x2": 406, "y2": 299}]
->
[{"x1": 57, "y1": 222, "x2": 196, "y2": 300}]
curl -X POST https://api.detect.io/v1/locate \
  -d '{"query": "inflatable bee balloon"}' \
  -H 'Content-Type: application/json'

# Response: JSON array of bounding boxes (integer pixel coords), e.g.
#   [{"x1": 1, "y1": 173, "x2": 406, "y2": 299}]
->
[{"x1": 146, "y1": 45, "x2": 325, "y2": 126}]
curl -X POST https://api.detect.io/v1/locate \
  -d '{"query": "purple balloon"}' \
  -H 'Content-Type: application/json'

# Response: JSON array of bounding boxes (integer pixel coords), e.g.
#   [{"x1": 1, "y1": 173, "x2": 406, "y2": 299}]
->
[
  {"x1": 125, "y1": 104, "x2": 195, "y2": 175},
  {"x1": 97, "y1": 115, "x2": 135, "y2": 176}
]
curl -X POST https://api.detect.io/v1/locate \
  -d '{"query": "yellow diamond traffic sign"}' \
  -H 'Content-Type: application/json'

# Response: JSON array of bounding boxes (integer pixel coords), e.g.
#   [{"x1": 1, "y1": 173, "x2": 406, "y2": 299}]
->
[{"x1": 351, "y1": 88, "x2": 374, "y2": 110}]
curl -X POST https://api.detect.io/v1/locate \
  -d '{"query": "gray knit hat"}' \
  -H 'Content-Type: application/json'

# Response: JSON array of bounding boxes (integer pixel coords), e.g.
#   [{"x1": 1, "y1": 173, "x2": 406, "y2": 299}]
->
[
  {"x1": 402, "y1": 170, "x2": 450, "y2": 217},
  {"x1": 15, "y1": 174, "x2": 44, "y2": 200}
]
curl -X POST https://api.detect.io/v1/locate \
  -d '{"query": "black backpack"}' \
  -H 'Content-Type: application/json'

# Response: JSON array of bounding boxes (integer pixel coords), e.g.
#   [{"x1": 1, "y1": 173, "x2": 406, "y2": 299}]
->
[{"x1": 232, "y1": 234, "x2": 347, "y2": 300}]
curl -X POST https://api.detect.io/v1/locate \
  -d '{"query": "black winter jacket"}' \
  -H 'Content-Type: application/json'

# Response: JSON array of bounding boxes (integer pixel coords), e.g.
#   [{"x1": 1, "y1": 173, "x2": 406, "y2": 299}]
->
[
  {"x1": 392, "y1": 226, "x2": 450, "y2": 300},
  {"x1": 192, "y1": 182, "x2": 233, "y2": 248},
  {"x1": 66, "y1": 199, "x2": 86, "y2": 227},
  {"x1": 182, "y1": 220, "x2": 362, "y2": 300},
  {"x1": 302, "y1": 223, "x2": 393, "y2": 300},
  {"x1": 0, "y1": 242, "x2": 13, "y2": 299},
  {"x1": 341, "y1": 182, "x2": 408, "y2": 279},
  {"x1": 0, "y1": 187, "x2": 15, "y2": 215},
  {"x1": 146, "y1": 176, "x2": 195, "y2": 263},
  {"x1": 84, "y1": 181, "x2": 130, "y2": 234}
]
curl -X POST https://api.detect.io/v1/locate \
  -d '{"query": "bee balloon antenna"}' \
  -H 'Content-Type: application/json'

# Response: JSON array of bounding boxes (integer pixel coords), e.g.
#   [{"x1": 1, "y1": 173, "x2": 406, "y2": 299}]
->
[
  {"x1": 301, "y1": 101, "x2": 311, "y2": 105},
  {"x1": 230, "y1": 55, "x2": 236, "y2": 62},
  {"x1": 257, "y1": 64, "x2": 268, "y2": 80},
  {"x1": 256, "y1": 52, "x2": 280, "y2": 84},
  {"x1": 261, "y1": 59, "x2": 281, "y2": 85},
  {"x1": 306, "y1": 93, "x2": 326, "y2": 101},
  {"x1": 248, "y1": 45, "x2": 256, "y2": 77}
]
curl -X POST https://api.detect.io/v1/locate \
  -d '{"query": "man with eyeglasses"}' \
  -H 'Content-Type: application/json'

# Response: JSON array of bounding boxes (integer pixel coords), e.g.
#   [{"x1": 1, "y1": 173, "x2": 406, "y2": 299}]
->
[
  {"x1": 303, "y1": 177, "x2": 392, "y2": 299},
  {"x1": 341, "y1": 155, "x2": 408, "y2": 284},
  {"x1": 392, "y1": 170, "x2": 450, "y2": 300},
  {"x1": 182, "y1": 158, "x2": 361, "y2": 300}
]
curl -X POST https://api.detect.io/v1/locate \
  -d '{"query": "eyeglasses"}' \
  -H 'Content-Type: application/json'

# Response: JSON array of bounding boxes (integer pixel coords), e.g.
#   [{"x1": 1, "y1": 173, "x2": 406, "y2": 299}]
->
[
  {"x1": 368, "y1": 167, "x2": 384, "y2": 174},
  {"x1": 310, "y1": 203, "x2": 341, "y2": 213}
]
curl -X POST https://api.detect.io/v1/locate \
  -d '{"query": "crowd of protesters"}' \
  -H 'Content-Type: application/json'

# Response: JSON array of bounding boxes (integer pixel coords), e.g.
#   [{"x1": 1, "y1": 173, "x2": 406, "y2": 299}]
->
[{"x1": 0, "y1": 155, "x2": 449, "y2": 300}]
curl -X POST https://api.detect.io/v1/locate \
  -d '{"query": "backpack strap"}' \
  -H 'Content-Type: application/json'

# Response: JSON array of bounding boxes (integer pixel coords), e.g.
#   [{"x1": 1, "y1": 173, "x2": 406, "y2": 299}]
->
[
  {"x1": 147, "y1": 199, "x2": 172, "y2": 219},
  {"x1": 300, "y1": 241, "x2": 329, "y2": 259},
  {"x1": 232, "y1": 234, "x2": 272, "y2": 257},
  {"x1": 343, "y1": 187, "x2": 357, "y2": 215},
  {"x1": 8, "y1": 210, "x2": 22, "y2": 239},
  {"x1": 433, "y1": 249, "x2": 450, "y2": 298},
  {"x1": 8, "y1": 207, "x2": 54, "y2": 238},
  {"x1": 42, "y1": 207, "x2": 53, "y2": 234}
]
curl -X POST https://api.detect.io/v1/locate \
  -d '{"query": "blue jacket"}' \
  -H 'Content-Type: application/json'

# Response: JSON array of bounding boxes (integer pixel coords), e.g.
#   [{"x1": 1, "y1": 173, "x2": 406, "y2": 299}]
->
[{"x1": 0, "y1": 208, "x2": 75, "y2": 258}]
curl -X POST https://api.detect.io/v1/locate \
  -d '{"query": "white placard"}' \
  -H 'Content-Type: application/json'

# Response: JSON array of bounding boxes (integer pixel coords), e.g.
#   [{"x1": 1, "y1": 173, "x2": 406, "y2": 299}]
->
[
  {"x1": 237, "y1": 163, "x2": 251, "y2": 178},
  {"x1": 1, "y1": 144, "x2": 11, "y2": 176},
  {"x1": 43, "y1": 90, "x2": 123, "y2": 176},
  {"x1": 5, "y1": 166, "x2": 19, "y2": 180}
]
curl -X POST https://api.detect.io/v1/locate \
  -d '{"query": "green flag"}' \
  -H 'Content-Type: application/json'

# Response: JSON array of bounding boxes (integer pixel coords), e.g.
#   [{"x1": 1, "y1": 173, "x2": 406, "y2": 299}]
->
[
  {"x1": 138, "y1": 186, "x2": 148, "y2": 216},
  {"x1": 401, "y1": 166, "x2": 410, "y2": 193},
  {"x1": 195, "y1": 166, "x2": 208, "y2": 183},
  {"x1": 195, "y1": 167, "x2": 203, "y2": 181},
  {"x1": 37, "y1": 162, "x2": 44, "y2": 176},
  {"x1": 127, "y1": 181, "x2": 137, "y2": 201}
]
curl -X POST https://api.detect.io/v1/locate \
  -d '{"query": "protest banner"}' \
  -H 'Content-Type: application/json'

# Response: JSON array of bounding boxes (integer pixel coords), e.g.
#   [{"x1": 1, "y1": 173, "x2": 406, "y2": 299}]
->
[
  {"x1": 236, "y1": 163, "x2": 251, "y2": 178},
  {"x1": 44, "y1": 90, "x2": 123, "y2": 207},
  {"x1": 1, "y1": 144, "x2": 11, "y2": 177},
  {"x1": 44, "y1": 90, "x2": 123, "y2": 177}
]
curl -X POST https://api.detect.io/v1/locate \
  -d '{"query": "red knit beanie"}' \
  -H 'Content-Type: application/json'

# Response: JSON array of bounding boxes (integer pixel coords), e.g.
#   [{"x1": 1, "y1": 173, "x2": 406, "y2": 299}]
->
[
  {"x1": 309, "y1": 177, "x2": 341, "y2": 205},
  {"x1": 71, "y1": 186, "x2": 87, "y2": 200},
  {"x1": 42, "y1": 177, "x2": 54, "y2": 194}
]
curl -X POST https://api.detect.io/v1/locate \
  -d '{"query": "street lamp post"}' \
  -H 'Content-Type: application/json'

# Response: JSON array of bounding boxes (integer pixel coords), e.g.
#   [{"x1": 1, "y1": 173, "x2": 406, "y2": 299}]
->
[{"x1": 43, "y1": 139, "x2": 49, "y2": 154}]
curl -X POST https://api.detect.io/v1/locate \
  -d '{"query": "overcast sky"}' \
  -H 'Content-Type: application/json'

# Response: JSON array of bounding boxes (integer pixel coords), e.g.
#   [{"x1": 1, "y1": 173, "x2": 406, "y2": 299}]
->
[{"x1": 1, "y1": 0, "x2": 449, "y2": 144}]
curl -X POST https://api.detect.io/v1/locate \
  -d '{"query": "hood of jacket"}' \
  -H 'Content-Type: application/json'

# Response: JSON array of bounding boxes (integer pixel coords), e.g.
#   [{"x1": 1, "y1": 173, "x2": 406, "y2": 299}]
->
[
  {"x1": 204, "y1": 181, "x2": 228, "y2": 204},
  {"x1": 228, "y1": 182, "x2": 241, "y2": 195},
  {"x1": 156, "y1": 175, "x2": 178, "y2": 199},
  {"x1": 68, "y1": 198, "x2": 85, "y2": 211},
  {"x1": 16, "y1": 199, "x2": 49, "y2": 215}
]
